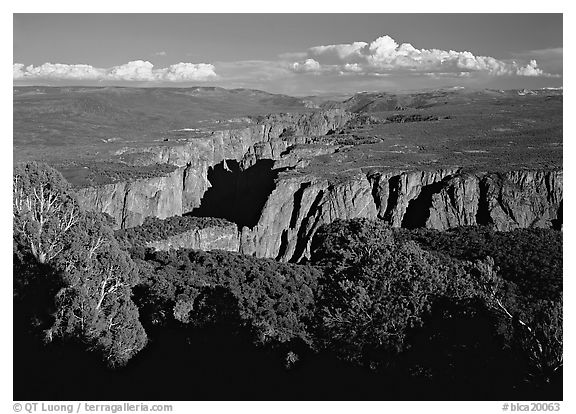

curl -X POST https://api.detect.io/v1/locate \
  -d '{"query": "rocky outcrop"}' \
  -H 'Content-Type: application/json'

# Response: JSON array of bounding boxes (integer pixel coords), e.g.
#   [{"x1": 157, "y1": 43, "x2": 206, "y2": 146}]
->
[
  {"x1": 253, "y1": 109, "x2": 353, "y2": 138},
  {"x1": 76, "y1": 168, "x2": 183, "y2": 229},
  {"x1": 238, "y1": 168, "x2": 562, "y2": 262},
  {"x1": 480, "y1": 170, "x2": 563, "y2": 231},
  {"x1": 426, "y1": 173, "x2": 481, "y2": 229},
  {"x1": 368, "y1": 168, "x2": 460, "y2": 227},
  {"x1": 145, "y1": 222, "x2": 240, "y2": 252},
  {"x1": 76, "y1": 109, "x2": 353, "y2": 228},
  {"x1": 240, "y1": 170, "x2": 378, "y2": 262}
]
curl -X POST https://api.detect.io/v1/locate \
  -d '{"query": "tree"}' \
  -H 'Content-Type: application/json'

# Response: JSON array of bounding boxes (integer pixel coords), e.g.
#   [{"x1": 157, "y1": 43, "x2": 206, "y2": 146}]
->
[
  {"x1": 476, "y1": 258, "x2": 563, "y2": 385},
  {"x1": 136, "y1": 249, "x2": 320, "y2": 347},
  {"x1": 13, "y1": 163, "x2": 147, "y2": 368},
  {"x1": 13, "y1": 162, "x2": 79, "y2": 264},
  {"x1": 311, "y1": 219, "x2": 494, "y2": 368},
  {"x1": 48, "y1": 212, "x2": 147, "y2": 367},
  {"x1": 312, "y1": 218, "x2": 562, "y2": 388}
]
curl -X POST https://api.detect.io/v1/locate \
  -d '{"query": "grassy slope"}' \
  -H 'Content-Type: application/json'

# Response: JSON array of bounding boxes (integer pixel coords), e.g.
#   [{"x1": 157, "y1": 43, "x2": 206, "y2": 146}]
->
[{"x1": 13, "y1": 86, "x2": 313, "y2": 163}]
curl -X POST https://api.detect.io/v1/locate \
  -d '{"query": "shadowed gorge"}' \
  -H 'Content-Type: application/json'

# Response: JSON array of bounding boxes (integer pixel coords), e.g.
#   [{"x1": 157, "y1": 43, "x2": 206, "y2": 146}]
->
[
  {"x1": 188, "y1": 159, "x2": 280, "y2": 228},
  {"x1": 402, "y1": 177, "x2": 453, "y2": 229}
]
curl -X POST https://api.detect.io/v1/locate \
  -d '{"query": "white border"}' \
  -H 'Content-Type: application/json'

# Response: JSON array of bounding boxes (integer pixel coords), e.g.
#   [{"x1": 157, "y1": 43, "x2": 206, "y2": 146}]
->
[{"x1": 3, "y1": 4, "x2": 572, "y2": 412}]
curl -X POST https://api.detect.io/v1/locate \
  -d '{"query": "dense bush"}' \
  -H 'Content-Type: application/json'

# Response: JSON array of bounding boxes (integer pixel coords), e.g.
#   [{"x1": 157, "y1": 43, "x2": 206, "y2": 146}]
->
[
  {"x1": 310, "y1": 219, "x2": 562, "y2": 385},
  {"x1": 386, "y1": 114, "x2": 439, "y2": 123},
  {"x1": 310, "y1": 219, "x2": 494, "y2": 368},
  {"x1": 403, "y1": 226, "x2": 563, "y2": 379},
  {"x1": 65, "y1": 161, "x2": 178, "y2": 187},
  {"x1": 115, "y1": 215, "x2": 235, "y2": 251},
  {"x1": 135, "y1": 249, "x2": 321, "y2": 347},
  {"x1": 402, "y1": 226, "x2": 562, "y2": 301}
]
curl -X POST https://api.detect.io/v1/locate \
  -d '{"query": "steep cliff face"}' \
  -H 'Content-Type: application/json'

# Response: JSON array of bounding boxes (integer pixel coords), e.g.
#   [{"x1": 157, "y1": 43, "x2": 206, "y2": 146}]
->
[
  {"x1": 237, "y1": 168, "x2": 562, "y2": 262},
  {"x1": 79, "y1": 109, "x2": 353, "y2": 227},
  {"x1": 367, "y1": 168, "x2": 460, "y2": 227},
  {"x1": 145, "y1": 223, "x2": 239, "y2": 252},
  {"x1": 254, "y1": 109, "x2": 353, "y2": 138},
  {"x1": 71, "y1": 108, "x2": 561, "y2": 260},
  {"x1": 76, "y1": 168, "x2": 183, "y2": 229},
  {"x1": 368, "y1": 168, "x2": 562, "y2": 232},
  {"x1": 426, "y1": 173, "x2": 481, "y2": 229},
  {"x1": 480, "y1": 170, "x2": 563, "y2": 231},
  {"x1": 240, "y1": 170, "x2": 378, "y2": 262}
]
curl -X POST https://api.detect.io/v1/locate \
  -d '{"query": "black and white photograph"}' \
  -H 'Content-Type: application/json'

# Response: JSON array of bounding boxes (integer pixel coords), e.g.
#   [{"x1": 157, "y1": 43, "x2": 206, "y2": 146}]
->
[{"x1": 10, "y1": 9, "x2": 566, "y2": 408}]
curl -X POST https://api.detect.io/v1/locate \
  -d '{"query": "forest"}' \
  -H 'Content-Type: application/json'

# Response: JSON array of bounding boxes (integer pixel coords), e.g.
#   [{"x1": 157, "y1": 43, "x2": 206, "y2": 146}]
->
[{"x1": 13, "y1": 162, "x2": 562, "y2": 400}]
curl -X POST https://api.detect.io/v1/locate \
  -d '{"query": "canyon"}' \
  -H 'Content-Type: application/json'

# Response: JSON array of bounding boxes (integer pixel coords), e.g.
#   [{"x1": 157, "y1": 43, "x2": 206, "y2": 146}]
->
[{"x1": 61, "y1": 91, "x2": 562, "y2": 263}]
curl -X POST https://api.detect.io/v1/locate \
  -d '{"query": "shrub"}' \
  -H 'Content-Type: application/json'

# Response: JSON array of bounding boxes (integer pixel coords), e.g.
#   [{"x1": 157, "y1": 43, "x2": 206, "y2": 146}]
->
[
  {"x1": 135, "y1": 249, "x2": 321, "y2": 347},
  {"x1": 310, "y1": 219, "x2": 493, "y2": 368},
  {"x1": 116, "y1": 215, "x2": 235, "y2": 252}
]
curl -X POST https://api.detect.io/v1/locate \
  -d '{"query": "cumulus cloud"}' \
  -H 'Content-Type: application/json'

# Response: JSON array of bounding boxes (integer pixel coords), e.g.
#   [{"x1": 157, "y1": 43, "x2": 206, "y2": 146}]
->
[
  {"x1": 158, "y1": 62, "x2": 219, "y2": 81},
  {"x1": 512, "y1": 48, "x2": 562, "y2": 76},
  {"x1": 13, "y1": 60, "x2": 217, "y2": 82},
  {"x1": 515, "y1": 59, "x2": 545, "y2": 77},
  {"x1": 108, "y1": 60, "x2": 155, "y2": 81},
  {"x1": 310, "y1": 41, "x2": 367, "y2": 62},
  {"x1": 289, "y1": 35, "x2": 555, "y2": 78},
  {"x1": 14, "y1": 63, "x2": 104, "y2": 80},
  {"x1": 13, "y1": 63, "x2": 25, "y2": 80},
  {"x1": 291, "y1": 58, "x2": 321, "y2": 73}
]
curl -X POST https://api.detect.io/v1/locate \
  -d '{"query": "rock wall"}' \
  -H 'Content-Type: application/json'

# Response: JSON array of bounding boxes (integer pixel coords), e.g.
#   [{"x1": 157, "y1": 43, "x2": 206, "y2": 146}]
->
[
  {"x1": 240, "y1": 168, "x2": 562, "y2": 262},
  {"x1": 77, "y1": 109, "x2": 352, "y2": 228},
  {"x1": 145, "y1": 223, "x2": 240, "y2": 253},
  {"x1": 72, "y1": 108, "x2": 562, "y2": 260},
  {"x1": 479, "y1": 170, "x2": 563, "y2": 231},
  {"x1": 240, "y1": 170, "x2": 377, "y2": 262},
  {"x1": 76, "y1": 168, "x2": 183, "y2": 229},
  {"x1": 111, "y1": 166, "x2": 561, "y2": 261}
]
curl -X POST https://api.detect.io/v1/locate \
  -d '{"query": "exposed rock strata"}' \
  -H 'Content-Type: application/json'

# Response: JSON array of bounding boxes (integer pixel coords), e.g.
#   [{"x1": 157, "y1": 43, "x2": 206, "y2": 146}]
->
[
  {"x1": 81, "y1": 109, "x2": 353, "y2": 224},
  {"x1": 239, "y1": 170, "x2": 377, "y2": 262},
  {"x1": 76, "y1": 168, "x2": 183, "y2": 229},
  {"x1": 480, "y1": 170, "x2": 563, "y2": 231},
  {"x1": 145, "y1": 223, "x2": 239, "y2": 253},
  {"x1": 71, "y1": 108, "x2": 562, "y2": 260},
  {"x1": 241, "y1": 169, "x2": 562, "y2": 261}
]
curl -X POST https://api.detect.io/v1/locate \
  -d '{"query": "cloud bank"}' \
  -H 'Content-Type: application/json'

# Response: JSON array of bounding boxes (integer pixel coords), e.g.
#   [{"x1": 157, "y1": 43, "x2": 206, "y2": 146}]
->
[
  {"x1": 13, "y1": 34, "x2": 560, "y2": 93},
  {"x1": 288, "y1": 35, "x2": 555, "y2": 78},
  {"x1": 13, "y1": 60, "x2": 217, "y2": 82}
]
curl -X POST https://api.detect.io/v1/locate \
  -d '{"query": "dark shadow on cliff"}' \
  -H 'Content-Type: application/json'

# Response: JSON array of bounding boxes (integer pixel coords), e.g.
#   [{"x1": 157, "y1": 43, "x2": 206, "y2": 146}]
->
[
  {"x1": 402, "y1": 178, "x2": 452, "y2": 229},
  {"x1": 552, "y1": 200, "x2": 562, "y2": 230},
  {"x1": 188, "y1": 159, "x2": 278, "y2": 228}
]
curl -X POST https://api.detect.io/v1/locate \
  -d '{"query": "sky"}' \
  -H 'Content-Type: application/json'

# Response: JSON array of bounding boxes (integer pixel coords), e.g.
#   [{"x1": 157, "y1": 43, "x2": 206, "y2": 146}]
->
[{"x1": 13, "y1": 14, "x2": 563, "y2": 95}]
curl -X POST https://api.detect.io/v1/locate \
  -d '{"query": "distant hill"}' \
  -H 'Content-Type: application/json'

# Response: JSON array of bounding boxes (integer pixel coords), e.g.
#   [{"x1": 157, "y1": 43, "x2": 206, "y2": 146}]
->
[
  {"x1": 13, "y1": 86, "x2": 316, "y2": 162},
  {"x1": 320, "y1": 88, "x2": 563, "y2": 113}
]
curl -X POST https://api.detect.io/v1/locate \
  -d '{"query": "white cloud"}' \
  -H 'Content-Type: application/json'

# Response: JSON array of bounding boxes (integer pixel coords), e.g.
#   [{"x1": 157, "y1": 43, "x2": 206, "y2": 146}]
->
[
  {"x1": 291, "y1": 35, "x2": 555, "y2": 78},
  {"x1": 309, "y1": 41, "x2": 367, "y2": 62},
  {"x1": 291, "y1": 58, "x2": 321, "y2": 73},
  {"x1": 13, "y1": 60, "x2": 217, "y2": 82},
  {"x1": 515, "y1": 59, "x2": 544, "y2": 77},
  {"x1": 108, "y1": 60, "x2": 155, "y2": 81},
  {"x1": 158, "y1": 62, "x2": 218, "y2": 81},
  {"x1": 13, "y1": 63, "x2": 25, "y2": 80},
  {"x1": 16, "y1": 63, "x2": 104, "y2": 80},
  {"x1": 343, "y1": 63, "x2": 363, "y2": 73}
]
